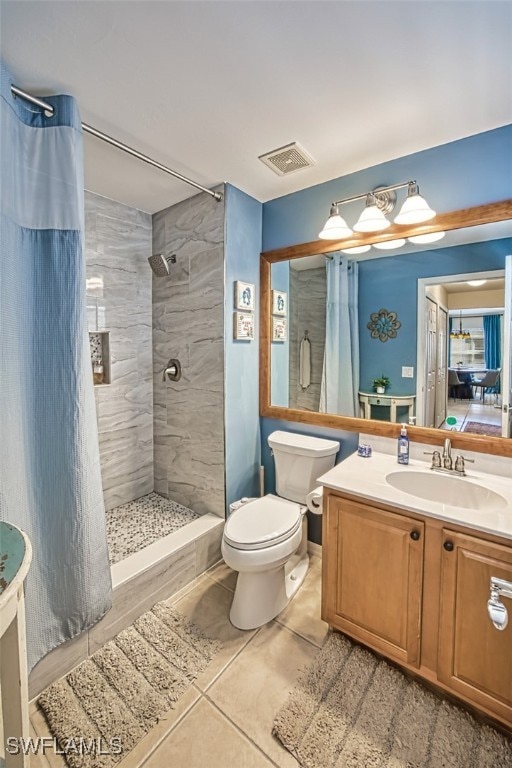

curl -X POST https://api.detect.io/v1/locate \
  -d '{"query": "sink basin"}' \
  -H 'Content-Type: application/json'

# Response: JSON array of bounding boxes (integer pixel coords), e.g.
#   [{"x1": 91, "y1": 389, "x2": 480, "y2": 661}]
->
[{"x1": 385, "y1": 471, "x2": 508, "y2": 511}]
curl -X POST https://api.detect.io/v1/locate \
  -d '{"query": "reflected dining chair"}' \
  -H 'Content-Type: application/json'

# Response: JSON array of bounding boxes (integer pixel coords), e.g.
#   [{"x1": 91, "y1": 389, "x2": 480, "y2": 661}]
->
[
  {"x1": 471, "y1": 369, "x2": 501, "y2": 404},
  {"x1": 448, "y1": 369, "x2": 465, "y2": 400}
]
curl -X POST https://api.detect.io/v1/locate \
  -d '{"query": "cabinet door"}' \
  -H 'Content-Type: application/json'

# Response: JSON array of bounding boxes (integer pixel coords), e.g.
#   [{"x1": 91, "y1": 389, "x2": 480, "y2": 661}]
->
[
  {"x1": 438, "y1": 530, "x2": 512, "y2": 725},
  {"x1": 323, "y1": 497, "x2": 424, "y2": 667}
]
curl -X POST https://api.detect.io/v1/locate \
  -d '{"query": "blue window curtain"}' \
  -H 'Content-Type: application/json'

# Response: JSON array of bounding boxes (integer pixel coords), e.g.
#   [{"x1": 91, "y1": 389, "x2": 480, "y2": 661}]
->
[
  {"x1": 483, "y1": 314, "x2": 502, "y2": 393},
  {"x1": 320, "y1": 255, "x2": 359, "y2": 416},
  {"x1": 0, "y1": 62, "x2": 112, "y2": 670}
]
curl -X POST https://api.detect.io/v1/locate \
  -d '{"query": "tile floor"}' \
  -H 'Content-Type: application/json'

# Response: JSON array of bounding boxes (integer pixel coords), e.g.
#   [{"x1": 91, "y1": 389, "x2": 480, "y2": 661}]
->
[
  {"x1": 441, "y1": 399, "x2": 502, "y2": 431},
  {"x1": 29, "y1": 555, "x2": 327, "y2": 768}
]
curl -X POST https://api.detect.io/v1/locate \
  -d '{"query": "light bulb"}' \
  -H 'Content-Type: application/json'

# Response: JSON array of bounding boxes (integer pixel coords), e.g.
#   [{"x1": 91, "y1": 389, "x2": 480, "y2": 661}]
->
[
  {"x1": 319, "y1": 205, "x2": 353, "y2": 240},
  {"x1": 394, "y1": 183, "x2": 436, "y2": 225},
  {"x1": 340, "y1": 245, "x2": 371, "y2": 254},
  {"x1": 408, "y1": 231, "x2": 445, "y2": 244},
  {"x1": 373, "y1": 238, "x2": 406, "y2": 250},
  {"x1": 353, "y1": 195, "x2": 391, "y2": 233}
]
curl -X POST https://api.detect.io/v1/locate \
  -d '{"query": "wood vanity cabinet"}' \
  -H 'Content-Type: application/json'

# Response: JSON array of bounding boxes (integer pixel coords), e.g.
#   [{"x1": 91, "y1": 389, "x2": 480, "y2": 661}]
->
[
  {"x1": 322, "y1": 496, "x2": 424, "y2": 668},
  {"x1": 322, "y1": 490, "x2": 512, "y2": 729},
  {"x1": 438, "y1": 531, "x2": 512, "y2": 725}
]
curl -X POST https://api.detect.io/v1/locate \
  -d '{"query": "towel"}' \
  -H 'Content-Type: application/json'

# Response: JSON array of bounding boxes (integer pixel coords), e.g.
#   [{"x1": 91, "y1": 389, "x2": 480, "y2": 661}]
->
[{"x1": 299, "y1": 336, "x2": 311, "y2": 390}]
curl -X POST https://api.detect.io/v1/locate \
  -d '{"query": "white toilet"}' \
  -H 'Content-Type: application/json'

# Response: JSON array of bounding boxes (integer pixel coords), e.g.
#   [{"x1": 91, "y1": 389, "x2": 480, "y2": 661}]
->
[{"x1": 222, "y1": 430, "x2": 340, "y2": 630}]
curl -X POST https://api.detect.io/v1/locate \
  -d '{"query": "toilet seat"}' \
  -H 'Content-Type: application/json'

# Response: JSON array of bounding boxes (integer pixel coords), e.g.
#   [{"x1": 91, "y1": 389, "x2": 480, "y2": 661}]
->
[{"x1": 224, "y1": 494, "x2": 302, "y2": 551}]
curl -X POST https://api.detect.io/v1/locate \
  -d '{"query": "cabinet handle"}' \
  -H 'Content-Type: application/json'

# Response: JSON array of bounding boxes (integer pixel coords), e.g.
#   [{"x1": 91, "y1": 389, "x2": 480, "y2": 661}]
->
[
  {"x1": 410, "y1": 530, "x2": 420, "y2": 541},
  {"x1": 443, "y1": 540, "x2": 454, "y2": 551},
  {"x1": 487, "y1": 577, "x2": 512, "y2": 631}
]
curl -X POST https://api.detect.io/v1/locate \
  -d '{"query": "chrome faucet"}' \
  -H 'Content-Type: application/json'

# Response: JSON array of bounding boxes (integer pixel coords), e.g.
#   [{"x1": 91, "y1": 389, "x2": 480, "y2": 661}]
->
[
  {"x1": 443, "y1": 438, "x2": 452, "y2": 470},
  {"x1": 424, "y1": 437, "x2": 474, "y2": 476}
]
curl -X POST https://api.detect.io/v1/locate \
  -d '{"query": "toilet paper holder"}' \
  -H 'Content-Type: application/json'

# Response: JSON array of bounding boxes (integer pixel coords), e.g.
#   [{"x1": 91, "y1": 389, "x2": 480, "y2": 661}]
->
[{"x1": 306, "y1": 486, "x2": 324, "y2": 515}]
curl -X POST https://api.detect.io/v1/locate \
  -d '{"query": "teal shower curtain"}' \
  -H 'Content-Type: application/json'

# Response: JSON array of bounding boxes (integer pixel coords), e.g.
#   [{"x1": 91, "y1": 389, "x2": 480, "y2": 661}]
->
[
  {"x1": 320, "y1": 254, "x2": 359, "y2": 415},
  {"x1": 0, "y1": 61, "x2": 112, "y2": 670}
]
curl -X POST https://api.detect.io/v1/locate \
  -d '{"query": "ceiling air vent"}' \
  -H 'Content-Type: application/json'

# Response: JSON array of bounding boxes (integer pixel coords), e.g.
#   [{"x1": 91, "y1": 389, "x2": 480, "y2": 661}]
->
[{"x1": 258, "y1": 142, "x2": 315, "y2": 176}]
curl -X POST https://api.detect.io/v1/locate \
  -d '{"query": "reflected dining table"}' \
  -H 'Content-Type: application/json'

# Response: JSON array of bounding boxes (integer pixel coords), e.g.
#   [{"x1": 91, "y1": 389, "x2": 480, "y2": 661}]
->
[{"x1": 449, "y1": 368, "x2": 487, "y2": 399}]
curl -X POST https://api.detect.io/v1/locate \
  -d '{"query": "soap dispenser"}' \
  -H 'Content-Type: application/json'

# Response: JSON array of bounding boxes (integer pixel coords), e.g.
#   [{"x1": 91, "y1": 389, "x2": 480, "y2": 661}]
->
[{"x1": 397, "y1": 423, "x2": 409, "y2": 465}]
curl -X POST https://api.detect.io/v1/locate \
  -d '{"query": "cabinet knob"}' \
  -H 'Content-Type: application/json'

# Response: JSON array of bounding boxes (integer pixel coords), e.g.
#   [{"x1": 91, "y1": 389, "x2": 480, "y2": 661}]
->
[
  {"x1": 443, "y1": 540, "x2": 454, "y2": 552},
  {"x1": 410, "y1": 530, "x2": 420, "y2": 541}
]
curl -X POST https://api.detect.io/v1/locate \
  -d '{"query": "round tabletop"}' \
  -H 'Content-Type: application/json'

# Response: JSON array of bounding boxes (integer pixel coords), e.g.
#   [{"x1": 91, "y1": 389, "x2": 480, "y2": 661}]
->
[{"x1": 0, "y1": 522, "x2": 32, "y2": 611}]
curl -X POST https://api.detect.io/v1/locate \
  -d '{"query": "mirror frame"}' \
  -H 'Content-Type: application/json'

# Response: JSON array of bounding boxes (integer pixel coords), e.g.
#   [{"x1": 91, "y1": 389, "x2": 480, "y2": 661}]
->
[{"x1": 260, "y1": 199, "x2": 512, "y2": 457}]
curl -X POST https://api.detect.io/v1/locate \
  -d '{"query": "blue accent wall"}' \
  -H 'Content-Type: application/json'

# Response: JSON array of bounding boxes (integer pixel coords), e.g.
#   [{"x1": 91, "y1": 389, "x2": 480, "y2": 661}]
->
[
  {"x1": 263, "y1": 125, "x2": 512, "y2": 251},
  {"x1": 359, "y1": 238, "x2": 512, "y2": 395},
  {"x1": 224, "y1": 184, "x2": 262, "y2": 512},
  {"x1": 260, "y1": 419, "x2": 358, "y2": 544},
  {"x1": 259, "y1": 126, "x2": 512, "y2": 543}
]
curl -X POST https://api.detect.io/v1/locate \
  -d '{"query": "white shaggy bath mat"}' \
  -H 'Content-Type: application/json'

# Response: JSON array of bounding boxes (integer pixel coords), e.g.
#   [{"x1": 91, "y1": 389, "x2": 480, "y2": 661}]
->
[
  {"x1": 38, "y1": 602, "x2": 220, "y2": 768},
  {"x1": 273, "y1": 631, "x2": 512, "y2": 768}
]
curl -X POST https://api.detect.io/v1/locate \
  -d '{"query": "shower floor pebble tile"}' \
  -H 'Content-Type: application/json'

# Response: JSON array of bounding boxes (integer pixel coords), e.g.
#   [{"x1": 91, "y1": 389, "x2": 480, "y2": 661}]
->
[{"x1": 106, "y1": 492, "x2": 200, "y2": 564}]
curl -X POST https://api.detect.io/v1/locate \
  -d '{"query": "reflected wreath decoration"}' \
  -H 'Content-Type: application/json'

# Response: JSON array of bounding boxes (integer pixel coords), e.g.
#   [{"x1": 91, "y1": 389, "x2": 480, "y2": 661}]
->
[{"x1": 367, "y1": 308, "x2": 401, "y2": 342}]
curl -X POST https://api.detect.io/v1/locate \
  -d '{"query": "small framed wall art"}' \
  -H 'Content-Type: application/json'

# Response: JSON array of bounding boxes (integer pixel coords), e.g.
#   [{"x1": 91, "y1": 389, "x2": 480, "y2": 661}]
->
[
  {"x1": 272, "y1": 289, "x2": 287, "y2": 316},
  {"x1": 233, "y1": 311, "x2": 255, "y2": 340},
  {"x1": 272, "y1": 316, "x2": 287, "y2": 342},
  {"x1": 234, "y1": 281, "x2": 255, "y2": 311}
]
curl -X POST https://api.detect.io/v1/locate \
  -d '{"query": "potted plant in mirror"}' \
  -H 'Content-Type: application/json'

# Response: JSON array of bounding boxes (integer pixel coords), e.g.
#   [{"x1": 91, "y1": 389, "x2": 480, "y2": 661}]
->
[{"x1": 372, "y1": 375, "x2": 390, "y2": 395}]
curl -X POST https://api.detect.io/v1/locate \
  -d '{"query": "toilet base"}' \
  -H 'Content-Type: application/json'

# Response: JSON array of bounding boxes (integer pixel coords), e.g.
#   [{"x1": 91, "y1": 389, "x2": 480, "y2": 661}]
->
[{"x1": 229, "y1": 551, "x2": 309, "y2": 630}]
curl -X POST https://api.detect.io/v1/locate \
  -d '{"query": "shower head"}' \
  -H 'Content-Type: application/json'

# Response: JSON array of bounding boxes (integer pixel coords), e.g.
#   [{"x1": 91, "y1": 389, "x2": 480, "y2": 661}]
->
[{"x1": 148, "y1": 253, "x2": 176, "y2": 277}]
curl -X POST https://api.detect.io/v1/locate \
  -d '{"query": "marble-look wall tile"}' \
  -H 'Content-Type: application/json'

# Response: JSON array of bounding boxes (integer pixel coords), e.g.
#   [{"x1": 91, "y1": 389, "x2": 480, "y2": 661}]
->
[
  {"x1": 85, "y1": 191, "x2": 153, "y2": 511},
  {"x1": 152, "y1": 188, "x2": 226, "y2": 518},
  {"x1": 289, "y1": 266, "x2": 327, "y2": 412}
]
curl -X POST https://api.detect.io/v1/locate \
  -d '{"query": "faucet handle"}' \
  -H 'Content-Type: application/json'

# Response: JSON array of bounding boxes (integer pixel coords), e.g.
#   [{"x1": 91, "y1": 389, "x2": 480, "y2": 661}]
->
[
  {"x1": 424, "y1": 450, "x2": 441, "y2": 468},
  {"x1": 454, "y1": 454, "x2": 474, "y2": 473}
]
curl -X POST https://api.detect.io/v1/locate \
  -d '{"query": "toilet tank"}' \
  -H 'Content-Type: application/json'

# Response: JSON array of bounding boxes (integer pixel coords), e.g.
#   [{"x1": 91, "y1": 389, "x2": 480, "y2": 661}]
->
[{"x1": 268, "y1": 431, "x2": 340, "y2": 503}]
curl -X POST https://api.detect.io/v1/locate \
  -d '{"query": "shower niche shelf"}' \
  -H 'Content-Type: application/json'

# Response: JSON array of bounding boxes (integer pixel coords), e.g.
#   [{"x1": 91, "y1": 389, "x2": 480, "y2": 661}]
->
[{"x1": 89, "y1": 331, "x2": 111, "y2": 386}]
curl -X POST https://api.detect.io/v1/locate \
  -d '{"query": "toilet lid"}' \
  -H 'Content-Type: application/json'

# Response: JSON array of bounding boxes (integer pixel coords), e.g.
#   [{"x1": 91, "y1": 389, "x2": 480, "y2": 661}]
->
[{"x1": 224, "y1": 495, "x2": 302, "y2": 551}]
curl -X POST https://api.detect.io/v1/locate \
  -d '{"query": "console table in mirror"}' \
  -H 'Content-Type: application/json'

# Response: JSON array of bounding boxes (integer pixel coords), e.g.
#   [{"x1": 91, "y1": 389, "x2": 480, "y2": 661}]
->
[{"x1": 260, "y1": 200, "x2": 512, "y2": 457}]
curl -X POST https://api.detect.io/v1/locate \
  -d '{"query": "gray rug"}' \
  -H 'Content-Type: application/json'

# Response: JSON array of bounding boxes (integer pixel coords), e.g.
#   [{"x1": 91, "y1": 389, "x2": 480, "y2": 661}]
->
[
  {"x1": 273, "y1": 631, "x2": 512, "y2": 768},
  {"x1": 106, "y1": 491, "x2": 200, "y2": 564},
  {"x1": 38, "y1": 602, "x2": 220, "y2": 768}
]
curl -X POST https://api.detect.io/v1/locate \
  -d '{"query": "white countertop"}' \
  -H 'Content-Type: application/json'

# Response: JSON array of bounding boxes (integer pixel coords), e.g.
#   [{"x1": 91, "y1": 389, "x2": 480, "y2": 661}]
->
[{"x1": 318, "y1": 451, "x2": 512, "y2": 540}]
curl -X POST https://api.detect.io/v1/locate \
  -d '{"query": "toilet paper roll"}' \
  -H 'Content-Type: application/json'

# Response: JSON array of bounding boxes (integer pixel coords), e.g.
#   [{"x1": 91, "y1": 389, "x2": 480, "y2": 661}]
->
[{"x1": 306, "y1": 486, "x2": 324, "y2": 515}]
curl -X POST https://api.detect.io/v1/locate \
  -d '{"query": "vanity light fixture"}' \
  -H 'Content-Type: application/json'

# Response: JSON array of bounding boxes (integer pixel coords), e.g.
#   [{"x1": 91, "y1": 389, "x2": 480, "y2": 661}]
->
[
  {"x1": 318, "y1": 180, "x2": 436, "y2": 240},
  {"x1": 467, "y1": 279, "x2": 487, "y2": 287}
]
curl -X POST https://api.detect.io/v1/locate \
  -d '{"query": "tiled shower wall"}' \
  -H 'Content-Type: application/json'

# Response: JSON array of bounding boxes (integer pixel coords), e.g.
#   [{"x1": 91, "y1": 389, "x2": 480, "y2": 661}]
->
[
  {"x1": 289, "y1": 265, "x2": 327, "y2": 412},
  {"x1": 85, "y1": 191, "x2": 153, "y2": 511},
  {"x1": 152, "y1": 187, "x2": 226, "y2": 517}
]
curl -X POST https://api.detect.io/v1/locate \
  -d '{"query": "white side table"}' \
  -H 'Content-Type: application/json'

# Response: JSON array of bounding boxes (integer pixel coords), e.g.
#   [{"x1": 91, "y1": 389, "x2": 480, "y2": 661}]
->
[
  {"x1": 358, "y1": 391, "x2": 416, "y2": 423},
  {"x1": 0, "y1": 522, "x2": 32, "y2": 768}
]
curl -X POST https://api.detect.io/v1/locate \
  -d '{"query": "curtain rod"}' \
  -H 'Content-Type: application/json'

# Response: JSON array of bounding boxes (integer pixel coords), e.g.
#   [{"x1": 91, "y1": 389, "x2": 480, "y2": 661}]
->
[{"x1": 10, "y1": 84, "x2": 223, "y2": 202}]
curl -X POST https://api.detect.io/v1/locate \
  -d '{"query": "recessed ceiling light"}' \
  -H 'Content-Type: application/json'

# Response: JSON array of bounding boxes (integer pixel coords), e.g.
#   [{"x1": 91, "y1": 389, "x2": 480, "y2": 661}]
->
[{"x1": 467, "y1": 280, "x2": 487, "y2": 287}]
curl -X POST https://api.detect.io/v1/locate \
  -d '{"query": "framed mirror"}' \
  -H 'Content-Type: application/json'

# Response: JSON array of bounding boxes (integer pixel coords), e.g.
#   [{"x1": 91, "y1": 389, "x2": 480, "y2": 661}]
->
[{"x1": 260, "y1": 200, "x2": 512, "y2": 457}]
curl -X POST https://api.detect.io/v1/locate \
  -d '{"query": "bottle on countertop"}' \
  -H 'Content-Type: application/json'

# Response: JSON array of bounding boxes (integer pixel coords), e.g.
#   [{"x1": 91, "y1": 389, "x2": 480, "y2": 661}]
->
[{"x1": 397, "y1": 423, "x2": 409, "y2": 465}]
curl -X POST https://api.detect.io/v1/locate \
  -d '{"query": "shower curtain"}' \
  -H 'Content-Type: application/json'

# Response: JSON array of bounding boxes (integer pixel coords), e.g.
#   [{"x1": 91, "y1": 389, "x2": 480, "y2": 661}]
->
[
  {"x1": 320, "y1": 254, "x2": 359, "y2": 415},
  {"x1": 0, "y1": 62, "x2": 112, "y2": 670}
]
